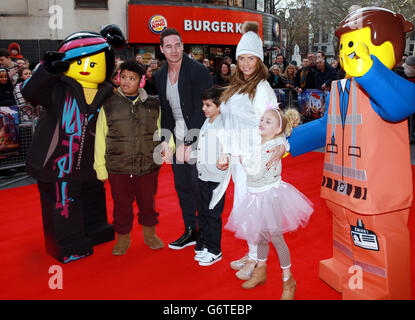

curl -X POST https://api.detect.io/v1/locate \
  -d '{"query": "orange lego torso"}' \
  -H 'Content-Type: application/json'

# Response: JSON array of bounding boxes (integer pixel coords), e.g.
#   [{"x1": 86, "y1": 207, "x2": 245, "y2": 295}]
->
[{"x1": 321, "y1": 78, "x2": 413, "y2": 214}]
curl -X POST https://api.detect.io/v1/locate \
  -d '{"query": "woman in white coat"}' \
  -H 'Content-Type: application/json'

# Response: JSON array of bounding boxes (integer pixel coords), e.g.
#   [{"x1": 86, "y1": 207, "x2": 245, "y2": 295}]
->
[{"x1": 217, "y1": 21, "x2": 287, "y2": 283}]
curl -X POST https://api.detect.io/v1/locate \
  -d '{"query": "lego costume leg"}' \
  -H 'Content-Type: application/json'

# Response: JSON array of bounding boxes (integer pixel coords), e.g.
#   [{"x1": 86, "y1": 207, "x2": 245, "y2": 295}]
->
[
  {"x1": 320, "y1": 201, "x2": 411, "y2": 299},
  {"x1": 81, "y1": 180, "x2": 114, "y2": 245},
  {"x1": 341, "y1": 208, "x2": 411, "y2": 300},
  {"x1": 319, "y1": 200, "x2": 354, "y2": 292},
  {"x1": 38, "y1": 181, "x2": 93, "y2": 263}
]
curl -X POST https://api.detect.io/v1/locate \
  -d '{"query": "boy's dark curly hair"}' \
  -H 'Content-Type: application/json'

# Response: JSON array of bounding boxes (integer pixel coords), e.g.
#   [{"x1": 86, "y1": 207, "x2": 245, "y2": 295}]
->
[{"x1": 119, "y1": 59, "x2": 144, "y2": 78}]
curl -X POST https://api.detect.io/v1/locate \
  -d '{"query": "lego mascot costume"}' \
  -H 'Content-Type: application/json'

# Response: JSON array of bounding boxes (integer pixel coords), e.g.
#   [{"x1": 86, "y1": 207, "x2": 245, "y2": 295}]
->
[
  {"x1": 22, "y1": 25, "x2": 125, "y2": 263},
  {"x1": 289, "y1": 7, "x2": 415, "y2": 299}
]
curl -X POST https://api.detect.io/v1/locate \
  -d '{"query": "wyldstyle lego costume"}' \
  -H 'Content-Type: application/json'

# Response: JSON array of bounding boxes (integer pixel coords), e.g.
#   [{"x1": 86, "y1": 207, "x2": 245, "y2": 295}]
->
[
  {"x1": 288, "y1": 8, "x2": 415, "y2": 299},
  {"x1": 22, "y1": 25, "x2": 125, "y2": 263}
]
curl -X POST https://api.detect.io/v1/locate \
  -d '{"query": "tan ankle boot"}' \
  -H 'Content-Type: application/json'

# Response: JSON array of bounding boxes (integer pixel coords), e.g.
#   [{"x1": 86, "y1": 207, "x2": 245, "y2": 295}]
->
[
  {"x1": 112, "y1": 233, "x2": 131, "y2": 255},
  {"x1": 281, "y1": 275, "x2": 296, "y2": 300},
  {"x1": 242, "y1": 264, "x2": 267, "y2": 289},
  {"x1": 143, "y1": 226, "x2": 164, "y2": 249}
]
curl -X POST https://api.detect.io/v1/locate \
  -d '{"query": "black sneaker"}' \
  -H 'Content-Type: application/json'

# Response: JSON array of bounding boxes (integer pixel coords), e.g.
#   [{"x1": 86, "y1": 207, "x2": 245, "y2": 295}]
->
[{"x1": 168, "y1": 226, "x2": 197, "y2": 250}]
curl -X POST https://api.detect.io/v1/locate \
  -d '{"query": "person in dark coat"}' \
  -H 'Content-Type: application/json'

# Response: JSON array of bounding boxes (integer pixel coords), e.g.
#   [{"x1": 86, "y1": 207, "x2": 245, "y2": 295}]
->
[
  {"x1": 153, "y1": 28, "x2": 213, "y2": 251},
  {"x1": 0, "y1": 68, "x2": 16, "y2": 106},
  {"x1": 314, "y1": 58, "x2": 337, "y2": 91},
  {"x1": 213, "y1": 61, "x2": 231, "y2": 87},
  {"x1": 267, "y1": 64, "x2": 285, "y2": 89}
]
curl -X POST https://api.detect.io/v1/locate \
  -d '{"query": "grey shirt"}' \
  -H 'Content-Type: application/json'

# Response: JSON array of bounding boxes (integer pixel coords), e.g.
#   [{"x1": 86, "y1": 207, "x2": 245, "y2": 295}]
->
[{"x1": 166, "y1": 76, "x2": 187, "y2": 140}]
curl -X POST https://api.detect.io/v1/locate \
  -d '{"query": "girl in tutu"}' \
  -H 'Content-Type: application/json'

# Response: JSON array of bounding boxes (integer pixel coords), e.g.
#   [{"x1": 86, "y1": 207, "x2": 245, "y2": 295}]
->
[{"x1": 225, "y1": 105, "x2": 313, "y2": 299}]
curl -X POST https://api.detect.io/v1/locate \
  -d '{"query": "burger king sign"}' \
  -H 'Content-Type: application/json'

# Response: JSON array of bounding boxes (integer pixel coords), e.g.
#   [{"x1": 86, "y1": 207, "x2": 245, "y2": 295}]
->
[{"x1": 149, "y1": 15, "x2": 168, "y2": 34}]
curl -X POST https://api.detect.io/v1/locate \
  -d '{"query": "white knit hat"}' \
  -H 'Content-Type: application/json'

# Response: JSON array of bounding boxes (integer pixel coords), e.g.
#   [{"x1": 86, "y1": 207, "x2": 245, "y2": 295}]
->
[{"x1": 236, "y1": 21, "x2": 263, "y2": 61}]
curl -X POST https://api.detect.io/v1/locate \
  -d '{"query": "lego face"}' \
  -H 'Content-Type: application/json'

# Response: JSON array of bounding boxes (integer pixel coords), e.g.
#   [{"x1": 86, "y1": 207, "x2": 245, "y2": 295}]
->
[
  {"x1": 64, "y1": 52, "x2": 106, "y2": 86},
  {"x1": 339, "y1": 27, "x2": 395, "y2": 77}
]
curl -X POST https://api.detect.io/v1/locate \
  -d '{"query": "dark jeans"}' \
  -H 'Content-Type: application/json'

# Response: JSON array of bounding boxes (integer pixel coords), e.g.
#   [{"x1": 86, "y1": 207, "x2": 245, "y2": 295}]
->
[
  {"x1": 37, "y1": 179, "x2": 111, "y2": 263},
  {"x1": 198, "y1": 179, "x2": 226, "y2": 255},
  {"x1": 171, "y1": 158, "x2": 202, "y2": 230},
  {"x1": 108, "y1": 169, "x2": 160, "y2": 234}
]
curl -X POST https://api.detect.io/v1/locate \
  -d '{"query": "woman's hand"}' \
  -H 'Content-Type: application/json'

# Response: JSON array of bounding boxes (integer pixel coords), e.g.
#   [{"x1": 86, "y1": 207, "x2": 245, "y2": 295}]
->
[
  {"x1": 217, "y1": 153, "x2": 229, "y2": 171},
  {"x1": 266, "y1": 144, "x2": 286, "y2": 170}
]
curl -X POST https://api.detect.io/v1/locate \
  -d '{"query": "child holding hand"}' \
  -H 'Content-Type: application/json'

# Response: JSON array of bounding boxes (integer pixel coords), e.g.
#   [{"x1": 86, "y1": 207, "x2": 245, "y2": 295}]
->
[{"x1": 225, "y1": 105, "x2": 313, "y2": 299}]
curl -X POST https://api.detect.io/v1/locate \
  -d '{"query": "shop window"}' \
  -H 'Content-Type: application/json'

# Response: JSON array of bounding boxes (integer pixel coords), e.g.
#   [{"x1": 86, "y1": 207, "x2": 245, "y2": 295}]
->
[
  {"x1": 75, "y1": 0, "x2": 108, "y2": 9},
  {"x1": 207, "y1": 0, "x2": 228, "y2": 5},
  {"x1": 244, "y1": 0, "x2": 256, "y2": 10}
]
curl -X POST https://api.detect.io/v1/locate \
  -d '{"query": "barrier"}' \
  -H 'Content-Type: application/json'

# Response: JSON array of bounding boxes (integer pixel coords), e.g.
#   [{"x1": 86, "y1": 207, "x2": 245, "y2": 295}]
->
[
  {"x1": 274, "y1": 88, "x2": 328, "y2": 123},
  {"x1": 0, "y1": 104, "x2": 37, "y2": 188}
]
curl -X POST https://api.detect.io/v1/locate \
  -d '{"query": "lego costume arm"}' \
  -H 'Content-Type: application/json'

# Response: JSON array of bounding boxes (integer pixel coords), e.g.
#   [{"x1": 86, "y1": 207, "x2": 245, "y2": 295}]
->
[
  {"x1": 94, "y1": 108, "x2": 109, "y2": 180},
  {"x1": 21, "y1": 64, "x2": 60, "y2": 109},
  {"x1": 287, "y1": 97, "x2": 329, "y2": 157},
  {"x1": 356, "y1": 55, "x2": 415, "y2": 122}
]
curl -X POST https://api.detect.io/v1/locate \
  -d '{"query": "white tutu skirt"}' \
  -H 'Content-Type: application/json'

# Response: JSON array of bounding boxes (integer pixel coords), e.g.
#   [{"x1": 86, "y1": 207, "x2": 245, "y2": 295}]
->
[{"x1": 225, "y1": 181, "x2": 313, "y2": 244}]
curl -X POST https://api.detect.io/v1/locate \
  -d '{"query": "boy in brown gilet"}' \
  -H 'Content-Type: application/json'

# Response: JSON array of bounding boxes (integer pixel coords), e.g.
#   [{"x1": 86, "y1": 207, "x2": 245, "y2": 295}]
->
[{"x1": 94, "y1": 59, "x2": 164, "y2": 255}]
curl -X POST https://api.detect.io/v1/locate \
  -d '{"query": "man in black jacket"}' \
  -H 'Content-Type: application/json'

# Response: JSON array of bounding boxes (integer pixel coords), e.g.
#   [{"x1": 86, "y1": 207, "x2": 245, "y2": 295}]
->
[
  {"x1": 314, "y1": 58, "x2": 337, "y2": 91},
  {"x1": 153, "y1": 28, "x2": 213, "y2": 250}
]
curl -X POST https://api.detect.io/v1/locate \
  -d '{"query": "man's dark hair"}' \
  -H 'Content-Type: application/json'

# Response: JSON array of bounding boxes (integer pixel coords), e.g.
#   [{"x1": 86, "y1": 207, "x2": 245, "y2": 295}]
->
[
  {"x1": 160, "y1": 28, "x2": 182, "y2": 46},
  {"x1": 0, "y1": 48, "x2": 11, "y2": 58},
  {"x1": 201, "y1": 85, "x2": 225, "y2": 107},
  {"x1": 119, "y1": 59, "x2": 144, "y2": 78}
]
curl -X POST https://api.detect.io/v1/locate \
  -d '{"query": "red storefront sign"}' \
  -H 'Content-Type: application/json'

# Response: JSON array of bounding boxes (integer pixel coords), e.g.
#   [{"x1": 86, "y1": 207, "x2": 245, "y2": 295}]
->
[{"x1": 128, "y1": 4, "x2": 263, "y2": 45}]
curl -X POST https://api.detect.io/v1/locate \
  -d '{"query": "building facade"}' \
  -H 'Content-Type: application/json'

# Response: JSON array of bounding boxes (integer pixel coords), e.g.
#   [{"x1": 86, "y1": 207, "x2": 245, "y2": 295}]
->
[
  {"x1": 128, "y1": 0, "x2": 281, "y2": 67},
  {"x1": 0, "y1": 0, "x2": 280, "y2": 67},
  {"x1": 0, "y1": 0, "x2": 128, "y2": 63}
]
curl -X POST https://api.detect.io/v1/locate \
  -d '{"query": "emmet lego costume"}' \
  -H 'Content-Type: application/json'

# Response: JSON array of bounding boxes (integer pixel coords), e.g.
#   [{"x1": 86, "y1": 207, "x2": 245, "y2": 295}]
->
[
  {"x1": 22, "y1": 26, "x2": 125, "y2": 263},
  {"x1": 288, "y1": 8, "x2": 415, "y2": 299}
]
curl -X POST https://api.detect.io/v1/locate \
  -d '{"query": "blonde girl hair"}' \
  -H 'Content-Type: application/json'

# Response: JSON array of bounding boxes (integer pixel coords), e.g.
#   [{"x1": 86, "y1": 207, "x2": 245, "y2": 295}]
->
[{"x1": 269, "y1": 108, "x2": 301, "y2": 137}]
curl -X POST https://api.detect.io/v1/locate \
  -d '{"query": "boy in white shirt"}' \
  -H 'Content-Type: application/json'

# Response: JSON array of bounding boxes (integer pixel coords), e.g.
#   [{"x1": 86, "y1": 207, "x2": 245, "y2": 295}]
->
[{"x1": 189, "y1": 86, "x2": 228, "y2": 266}]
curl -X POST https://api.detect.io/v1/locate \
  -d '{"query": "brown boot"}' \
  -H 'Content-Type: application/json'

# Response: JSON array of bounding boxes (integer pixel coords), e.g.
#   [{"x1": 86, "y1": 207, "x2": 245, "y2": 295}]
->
[
  {"x1": 112, "y1": 233, "x2": 131, "y2": 255},
  {"x1": 280, "y1": 275, "x2": 296, "y2": 300},
  {"x1": 242, "y1": 264, "x2": 267, "y2": 289},
  {"x1": 143, "y1": 226, "x2": 164, "y2": 249}
]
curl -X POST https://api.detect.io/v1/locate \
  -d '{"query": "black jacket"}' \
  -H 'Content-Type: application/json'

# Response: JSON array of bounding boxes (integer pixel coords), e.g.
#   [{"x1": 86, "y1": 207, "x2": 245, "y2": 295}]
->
[
  {"x1": 153, "y1": 54, "x2": 213, "y2": 144},
  {"x1": 314, "y1": 63, "x2": 337, "y2": 90},
  {"x1": 294, "y1": 67, "x2": 315, "y2": 89},
  {"x1": 21, "y1": 65, "x2": 114, "y2": 182}
]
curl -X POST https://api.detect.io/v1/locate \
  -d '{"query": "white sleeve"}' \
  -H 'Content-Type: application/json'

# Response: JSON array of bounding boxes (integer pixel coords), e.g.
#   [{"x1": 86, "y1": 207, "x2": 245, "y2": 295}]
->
[{"x1": 253, "y1": 80, "x2": 279, "y2": 121}]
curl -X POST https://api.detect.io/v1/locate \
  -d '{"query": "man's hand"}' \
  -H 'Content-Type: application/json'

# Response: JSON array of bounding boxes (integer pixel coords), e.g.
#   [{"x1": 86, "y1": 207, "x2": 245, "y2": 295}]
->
[
  {"x1": 160, "y1": 141, "x2": 173, "y2": 164},
  {"x1": 175, "y1": 143, "x2": 192, "y2": 163}
]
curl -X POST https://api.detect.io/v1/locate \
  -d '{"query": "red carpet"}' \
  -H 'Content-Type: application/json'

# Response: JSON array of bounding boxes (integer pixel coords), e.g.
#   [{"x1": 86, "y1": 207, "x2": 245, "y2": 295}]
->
[{"x1": 0, "y1": 151, "x2": 414, "y2": 300}]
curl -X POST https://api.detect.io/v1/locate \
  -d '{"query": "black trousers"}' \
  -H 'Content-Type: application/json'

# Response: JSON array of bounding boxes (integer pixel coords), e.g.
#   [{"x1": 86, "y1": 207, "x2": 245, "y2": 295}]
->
[
  {"x1": 37, "y1": 179, "x2": 114, "y2": 263},
  {"x1": 198, "y1": 179, "x2": 226, "y2": 255},
  {"x1": 171, "y1": 157, "x2": 202, "y2": 230}
]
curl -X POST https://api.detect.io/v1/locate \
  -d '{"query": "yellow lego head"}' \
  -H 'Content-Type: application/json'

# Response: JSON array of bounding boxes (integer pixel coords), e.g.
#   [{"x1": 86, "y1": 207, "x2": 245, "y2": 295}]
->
[
  {"x1": 64, "y1": 52, "x2": 106, "y2": 88},
  {"x1": 57, "y1": 26, "x2": 126, "y2": 88},
  {"x1": 335, "y1": 7, "x2": 414, "y2": 78}
]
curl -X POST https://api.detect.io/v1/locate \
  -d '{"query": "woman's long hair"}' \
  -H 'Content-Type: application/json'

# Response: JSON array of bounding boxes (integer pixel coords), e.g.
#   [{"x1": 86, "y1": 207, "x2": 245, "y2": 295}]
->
[{"x1": 220, "y1": 57, "x2": 269, "y2": 103}]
